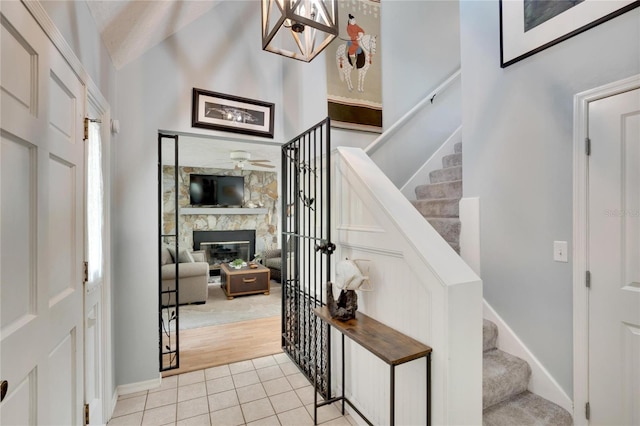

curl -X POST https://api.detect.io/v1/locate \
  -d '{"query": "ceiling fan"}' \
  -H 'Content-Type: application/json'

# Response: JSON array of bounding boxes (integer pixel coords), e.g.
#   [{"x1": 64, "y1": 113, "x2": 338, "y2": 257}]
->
[{"x1": 228, "y1": 150, "x2": 275, "y2": 170}]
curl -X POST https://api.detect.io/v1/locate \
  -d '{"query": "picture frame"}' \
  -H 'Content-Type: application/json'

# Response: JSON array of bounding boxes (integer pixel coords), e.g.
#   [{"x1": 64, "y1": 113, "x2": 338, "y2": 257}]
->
[
  {"x1": 326, "y1": 0, "x2": 383, "y2": 133},
  {"x1": 500, "y1": 0, "x2": 640, "y2": 68},
  {"x1": 192, "y1": 88, "x2": 275, "y2": 138}
]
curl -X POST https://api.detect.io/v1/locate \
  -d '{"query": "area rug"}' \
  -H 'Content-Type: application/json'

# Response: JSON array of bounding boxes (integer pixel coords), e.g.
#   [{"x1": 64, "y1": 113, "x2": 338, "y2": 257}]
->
[{"x1": 163, "y1": 279, "x2": 281, "y2": 331}]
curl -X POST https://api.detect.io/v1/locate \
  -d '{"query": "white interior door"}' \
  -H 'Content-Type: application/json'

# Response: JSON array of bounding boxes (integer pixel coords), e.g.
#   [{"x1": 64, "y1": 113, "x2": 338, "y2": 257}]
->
[
  {"x1": 1, "y1": 2, "x2": 85, "y2": 424},
  {"x1": 84, "y1": 118, "x2": 105, "y2": 425},
  {"x1": 588, "y1": 87, "x2": 640, "y2": 425}
]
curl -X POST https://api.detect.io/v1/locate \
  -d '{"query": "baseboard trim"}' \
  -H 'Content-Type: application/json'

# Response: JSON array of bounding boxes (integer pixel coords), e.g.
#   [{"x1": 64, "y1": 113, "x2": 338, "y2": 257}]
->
[
  {"x1": 483, "y1": 301, "x2": 573, "y2": 413},
  {"x1": 115, "y1": 373, "x2": 162, "y2": 397},
  {"x1": 109, "y1": 390, "x2": 118, "y2": 422},
  {"x1": 399, "y1": 126, "x2": 462, "y2": 200}
]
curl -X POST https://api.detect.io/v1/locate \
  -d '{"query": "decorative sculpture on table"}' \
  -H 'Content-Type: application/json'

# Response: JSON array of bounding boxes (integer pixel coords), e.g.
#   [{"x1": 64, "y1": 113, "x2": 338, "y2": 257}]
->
[{"x1": 327, "y1": 259, "x2": 372, "y2": 321}]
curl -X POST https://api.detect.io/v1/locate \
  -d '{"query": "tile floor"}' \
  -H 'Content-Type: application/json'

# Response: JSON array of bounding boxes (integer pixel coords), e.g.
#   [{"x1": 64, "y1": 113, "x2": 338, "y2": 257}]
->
[{"x1": 108, "y1": 353, "x2": 356, "y2": 426}]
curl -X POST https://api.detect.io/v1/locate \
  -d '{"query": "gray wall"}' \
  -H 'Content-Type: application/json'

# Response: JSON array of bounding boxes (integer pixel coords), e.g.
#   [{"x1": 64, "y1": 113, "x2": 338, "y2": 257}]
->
[
  {"x1": 113, "y1": 1, "x2": 284, "y2": 386},
  {"x1": 460, "y1": 1, "x2": 640, "y2": 396},
  {"x1": 283, "y1": 0, "x2": 461, "y2": 180}
]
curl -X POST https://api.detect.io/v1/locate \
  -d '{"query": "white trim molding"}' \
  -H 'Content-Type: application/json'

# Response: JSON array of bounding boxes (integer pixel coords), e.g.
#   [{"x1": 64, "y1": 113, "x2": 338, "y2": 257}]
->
[
  {"x1": 572, "y1": 74, "x2": 640, "y2": 426},
  {"x1": 22, "y1": 0, "x2": 109, "y2": 109},
  {"x1": 116, "y1": 373, "x2": 163, "y2": 397},
  {"x1": 400, "y1": 126, "x2": 462, "y2": 200},
  {"x1": 459, "y1": 197, "x2": 481, "y2": 277}
]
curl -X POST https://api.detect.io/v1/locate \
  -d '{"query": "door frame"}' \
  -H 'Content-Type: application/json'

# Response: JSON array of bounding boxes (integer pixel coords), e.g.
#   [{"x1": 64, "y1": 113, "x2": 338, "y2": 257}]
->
[
  {"x1": 572, "y1": 74, "x2": 640, "y2": 425},
  {"x1": 21, "y1": 1, "x2": 114, "y2": 420},
  {"x1": 85, "y1": 92, "x2": 113, "y2": 424}
]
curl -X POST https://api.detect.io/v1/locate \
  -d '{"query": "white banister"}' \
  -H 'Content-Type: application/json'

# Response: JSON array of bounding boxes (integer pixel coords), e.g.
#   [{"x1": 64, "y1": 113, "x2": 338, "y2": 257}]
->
[
  {"x1": 333, "y1": 147, "x2": 482, "y2": 425},
  {"x1": 363, "y1": 68, "x2": 461, "y2": 155}
]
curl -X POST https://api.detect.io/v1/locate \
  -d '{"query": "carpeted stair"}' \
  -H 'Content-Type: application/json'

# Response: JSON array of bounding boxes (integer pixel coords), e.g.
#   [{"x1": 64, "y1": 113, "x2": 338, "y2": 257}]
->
[
  {"x1": 412, "y1": 142, "x2": 462, "y2": 252},
  {"x1": 483, "y1": 319, "x2": 573, "y2": 425},
  {"x1": 412, "y1": 144, "x2": 573, "y2": 424}
]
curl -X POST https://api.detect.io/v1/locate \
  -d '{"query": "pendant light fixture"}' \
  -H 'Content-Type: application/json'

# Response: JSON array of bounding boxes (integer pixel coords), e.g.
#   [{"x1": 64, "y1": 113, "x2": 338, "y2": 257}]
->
[{"x1": 262, "y1": 0, "x2": 338, "y2": 62}]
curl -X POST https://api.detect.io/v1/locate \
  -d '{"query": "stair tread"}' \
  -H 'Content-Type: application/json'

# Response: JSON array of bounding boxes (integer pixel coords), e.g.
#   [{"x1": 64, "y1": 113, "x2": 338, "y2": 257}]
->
[
  {"x1": 424, "y1": 217, "x2": 461, "y2": 222},
  {"x1": 411, "y1": 198, "x2": 460, "y2": 218},
  {"x1": 483, "y1": 349, "x2": 531, "y2": 409},
  {"x1": 443, "y1": 152, "x2": 462, "y2": 167},
  {"x1": 483, "y1": 319, "x2": 498, "y2": 352},
  {"x1": 483, "y1": 391, "x2": 573, "y2": 426},
  {"x1": 415, "y1": 180, "x2": 462, "y2": 200},
  {"x1": 412, "y1": 197, "x2": 461, "y2": 204},
  {"x1": 429, "y1": 165, "x2": 462, "y2": 184}
]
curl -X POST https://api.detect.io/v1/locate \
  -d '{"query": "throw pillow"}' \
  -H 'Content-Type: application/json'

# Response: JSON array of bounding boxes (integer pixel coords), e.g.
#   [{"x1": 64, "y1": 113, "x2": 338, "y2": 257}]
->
[
  {"x1": 161, "y1": 245, "x2": 173, "y2": 265},
  {"x1": 167, "y1": 246, "x2": 195, "y2": 263}
]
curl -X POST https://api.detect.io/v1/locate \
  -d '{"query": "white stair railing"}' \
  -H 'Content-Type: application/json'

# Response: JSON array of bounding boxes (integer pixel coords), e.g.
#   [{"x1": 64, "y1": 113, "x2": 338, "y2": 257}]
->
[
  {"x1": 364, "y1": 68, "x2": 461, "y2": 155},
  {"x1": 333, "y1": 146, "x2": 482, "y2": 425}
]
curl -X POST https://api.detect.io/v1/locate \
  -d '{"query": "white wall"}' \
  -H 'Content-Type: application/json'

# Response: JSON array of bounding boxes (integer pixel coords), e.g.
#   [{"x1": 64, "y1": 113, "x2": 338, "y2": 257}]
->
[
  {"x1": 460, "y1": 1, "x2": 640, "y2": 397},
  {"x1": 113, "y1": 1, "x2": 285, "y2": 386}
]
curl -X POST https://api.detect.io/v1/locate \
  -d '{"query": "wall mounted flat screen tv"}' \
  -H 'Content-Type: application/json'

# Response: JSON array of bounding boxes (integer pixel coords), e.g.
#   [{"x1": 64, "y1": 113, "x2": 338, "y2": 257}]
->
[{"x1": 189, "y1": 174, "x2": 244, "y2": 207}]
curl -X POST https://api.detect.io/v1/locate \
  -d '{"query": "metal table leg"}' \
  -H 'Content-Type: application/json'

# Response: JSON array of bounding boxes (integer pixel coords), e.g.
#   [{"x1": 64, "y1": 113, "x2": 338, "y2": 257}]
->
[
  {"x1": 390, "y1": 365, "x2": 395, "y2": 426},
  {"x1": 341, "y1": 333, "x2": 345, "y2": 415}
]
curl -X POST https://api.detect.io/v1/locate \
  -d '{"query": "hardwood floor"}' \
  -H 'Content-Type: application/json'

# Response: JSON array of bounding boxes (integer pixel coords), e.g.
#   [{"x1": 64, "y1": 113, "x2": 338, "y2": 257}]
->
[{"x1": 162, "y1": 315, "x2": 282, "y2": 377}]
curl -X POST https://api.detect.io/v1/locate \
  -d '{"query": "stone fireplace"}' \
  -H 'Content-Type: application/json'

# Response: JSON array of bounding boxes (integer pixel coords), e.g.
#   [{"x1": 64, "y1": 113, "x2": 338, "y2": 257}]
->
[
  {"x1": 193, "y1": 230, "x2": 256, "y2": 274},
  {"x1": 162, "y1": 166, "x2": 279, "y2": 255}
]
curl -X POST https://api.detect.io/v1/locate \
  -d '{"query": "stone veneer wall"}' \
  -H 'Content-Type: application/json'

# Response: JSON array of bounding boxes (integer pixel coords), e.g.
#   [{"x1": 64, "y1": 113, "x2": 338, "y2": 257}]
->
[{"x1": 162, "y1": 166, "x2": 279, "y2": 254}]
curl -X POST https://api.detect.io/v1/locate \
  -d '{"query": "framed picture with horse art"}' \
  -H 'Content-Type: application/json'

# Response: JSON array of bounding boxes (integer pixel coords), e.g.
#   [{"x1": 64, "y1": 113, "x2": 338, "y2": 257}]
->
[
  {"x1": 192, "y1": 88, "x2": 275, "y2": 138},
  {"x1": 326, "y1": 0, "x2": 382, "y2": 133}
]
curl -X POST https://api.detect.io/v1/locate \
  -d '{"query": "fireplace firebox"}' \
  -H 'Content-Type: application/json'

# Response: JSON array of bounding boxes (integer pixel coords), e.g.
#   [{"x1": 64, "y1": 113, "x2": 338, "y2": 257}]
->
[{"x1": 193, "y1": 230, "x2": 256, "y2": 275}]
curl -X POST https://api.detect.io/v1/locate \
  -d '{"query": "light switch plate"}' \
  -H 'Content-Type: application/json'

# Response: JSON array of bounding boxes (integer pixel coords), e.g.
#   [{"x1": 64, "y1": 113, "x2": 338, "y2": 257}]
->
[{"x1": 553, "y1": 241, "x2": 568, "y2": 262}]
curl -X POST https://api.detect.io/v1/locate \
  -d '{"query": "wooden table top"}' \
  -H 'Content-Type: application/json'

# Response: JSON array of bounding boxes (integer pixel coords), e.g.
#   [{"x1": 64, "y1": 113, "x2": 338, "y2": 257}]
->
[
  {"x1": 220, "y1": 262, "x2": 268, "y2": 275},
  {"x1": 314, "y1": 306, "x2": 432, "y2": 366}
]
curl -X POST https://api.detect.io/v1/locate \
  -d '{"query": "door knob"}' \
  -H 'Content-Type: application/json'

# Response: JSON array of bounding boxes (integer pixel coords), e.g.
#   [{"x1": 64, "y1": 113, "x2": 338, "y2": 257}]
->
[{"x1": 1, "y1": 380, "x2": 7, "y2": 402}]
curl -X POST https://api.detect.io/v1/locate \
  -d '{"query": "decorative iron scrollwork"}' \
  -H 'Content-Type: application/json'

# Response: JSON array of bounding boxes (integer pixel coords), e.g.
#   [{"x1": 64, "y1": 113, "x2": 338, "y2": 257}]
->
[{"x1": 315, "y1": 240, "x2": 336, "y2": 255}]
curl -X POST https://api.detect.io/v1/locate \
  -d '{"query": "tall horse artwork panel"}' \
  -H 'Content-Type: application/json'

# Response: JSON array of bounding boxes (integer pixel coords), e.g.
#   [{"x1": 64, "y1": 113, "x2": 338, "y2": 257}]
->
[{"x1": 326, "y1": 0, "x2": 382, "y2": 132}]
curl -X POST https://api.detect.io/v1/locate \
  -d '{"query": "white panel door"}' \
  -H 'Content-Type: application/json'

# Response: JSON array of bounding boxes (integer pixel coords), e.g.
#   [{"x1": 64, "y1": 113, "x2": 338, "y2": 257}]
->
[
  {"x1": 1, "y1": 2, "x2": 85, "y2": 424},
  {"x1": 84, "y1": 118, "x2": 105, "y2": 425},
  {"x1": 588, "y1": 88, "x2": 640, "y2": 425}
]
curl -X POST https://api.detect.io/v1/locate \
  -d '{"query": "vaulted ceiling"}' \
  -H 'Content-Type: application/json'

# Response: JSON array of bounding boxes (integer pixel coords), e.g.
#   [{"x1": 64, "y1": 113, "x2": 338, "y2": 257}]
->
[
  {"x1": 86, "y1": 0, "x2": 221, "y2": 69},
  {"x1": 87, "y1": 1, "x2": 281, "y2": 169}
]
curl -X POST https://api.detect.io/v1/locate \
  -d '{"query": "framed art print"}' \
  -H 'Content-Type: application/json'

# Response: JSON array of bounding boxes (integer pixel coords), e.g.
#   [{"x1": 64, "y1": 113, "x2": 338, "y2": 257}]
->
[
  {"x1": 192, "y1": 88, "x2": 275, "y2": 138},
  {"x1": 500, "y1": 0, "x2": 640, "y2": 67},
  {"x1": 326, "y1": 0, "x2": 382, "y2": 132}
]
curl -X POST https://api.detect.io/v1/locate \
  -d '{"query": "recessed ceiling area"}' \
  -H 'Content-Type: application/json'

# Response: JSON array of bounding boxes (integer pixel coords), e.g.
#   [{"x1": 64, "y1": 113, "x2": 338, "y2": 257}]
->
[
  {"x1": 160, "y1": 133, "x2": 281, "y2": 172},
  {"x1": 86, "y1": 0, "x2": 221, "y2": 69}
]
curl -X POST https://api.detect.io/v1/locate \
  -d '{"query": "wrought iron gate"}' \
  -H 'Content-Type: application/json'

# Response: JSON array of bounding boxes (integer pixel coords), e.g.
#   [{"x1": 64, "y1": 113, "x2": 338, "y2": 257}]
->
[
  {"x1": 158, "y1": 133, "x2": 180, "y2": 371},
  {"x1": 281, "y1": 118, "x2": 334, "y2": 398}
]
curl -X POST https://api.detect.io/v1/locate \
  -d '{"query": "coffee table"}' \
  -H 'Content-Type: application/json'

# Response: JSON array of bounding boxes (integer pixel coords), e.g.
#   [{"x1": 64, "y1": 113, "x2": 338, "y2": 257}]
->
[{"x1": 220, "y1": 263, "x2": 271, "y2": 300}]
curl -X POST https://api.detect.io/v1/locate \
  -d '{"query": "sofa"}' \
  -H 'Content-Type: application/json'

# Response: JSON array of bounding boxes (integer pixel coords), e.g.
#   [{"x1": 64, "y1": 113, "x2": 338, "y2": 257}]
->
[
  {"x1": 262, "y1": 249, "x2": 283, "y2": 282},
  {"x1": 263, "y1": 247, "x2": 294, "y2": 283},
  {"x1": 161, "y1": 246, "x2": 210, "y2": 306}
]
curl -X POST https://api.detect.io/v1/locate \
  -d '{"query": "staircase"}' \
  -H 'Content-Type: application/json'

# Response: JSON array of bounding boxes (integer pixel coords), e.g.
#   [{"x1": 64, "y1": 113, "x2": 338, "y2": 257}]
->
[
  {"x1": 412, "y1": 142, "x2": 462, "y2": 252},
  {"x1": 483, "y1": 319, "x2": 573, "y2": 425},
  {"x1": 410, "y1": 143, "x2": 572, "y2": 424}
]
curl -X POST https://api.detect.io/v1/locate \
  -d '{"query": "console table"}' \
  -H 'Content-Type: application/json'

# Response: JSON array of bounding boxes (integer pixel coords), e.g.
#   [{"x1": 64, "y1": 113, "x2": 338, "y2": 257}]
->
[{"x1": 313, "y1": 307, "x2": 432, "y2": 426}]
